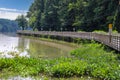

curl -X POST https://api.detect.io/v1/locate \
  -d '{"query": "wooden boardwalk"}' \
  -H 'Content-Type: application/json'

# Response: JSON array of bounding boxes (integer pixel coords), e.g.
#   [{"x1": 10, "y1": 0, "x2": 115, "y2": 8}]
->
[{"x1": 17, "y1": 31, "x2": 120, "y2": 52}]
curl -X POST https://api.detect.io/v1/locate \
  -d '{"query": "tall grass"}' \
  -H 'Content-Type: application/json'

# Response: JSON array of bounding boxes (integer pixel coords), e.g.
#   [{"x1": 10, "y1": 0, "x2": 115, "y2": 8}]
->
[
  {"x1": 71, "y1": 43, "x2": 120, "y2": 79},
  {"x1": 0, "y1": 43, "x2": 120, "y2": 79}
]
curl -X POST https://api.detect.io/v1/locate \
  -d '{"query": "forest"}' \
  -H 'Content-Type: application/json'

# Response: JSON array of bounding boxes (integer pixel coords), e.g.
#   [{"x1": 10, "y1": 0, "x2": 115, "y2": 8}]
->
[
  {"x1": 0, "y1": 19, "x2": 19, "y2": 32},
  {"x1": 27, "y1": 0, "x2": 119, "y2": 32}
]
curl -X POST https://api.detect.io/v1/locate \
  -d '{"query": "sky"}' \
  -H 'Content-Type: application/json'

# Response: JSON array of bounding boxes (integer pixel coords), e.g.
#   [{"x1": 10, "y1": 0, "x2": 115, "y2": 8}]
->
[{"x1": 0, "y1": 0, "x2": 33, "y2": 20}]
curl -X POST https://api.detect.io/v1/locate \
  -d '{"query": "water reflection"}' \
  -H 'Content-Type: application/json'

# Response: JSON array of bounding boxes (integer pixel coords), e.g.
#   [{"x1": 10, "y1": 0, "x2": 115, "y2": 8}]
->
[
  {"x1": 0, "y1": 34, "x2": 19, "y2": 58},
  {"x1": 0, "y1": 34, "x2": 18, "y2": 52},
  {"x1": 8, "y1": 76, "x2": 34, "y2": 80},
  {"x1": 28, "y1": 39, "x2": 71, "y2": 58},
  {"x1": 0, "y1": 34, "x2": 75, "y2": 58},
  {"x1": 17, "y1": 37, "x2": 30, "y2": 57}
]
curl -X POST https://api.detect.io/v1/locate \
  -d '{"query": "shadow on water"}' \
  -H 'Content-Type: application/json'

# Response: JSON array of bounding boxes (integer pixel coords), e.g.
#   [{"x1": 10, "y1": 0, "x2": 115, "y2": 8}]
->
[
  {"x1": 0, "y1": 33, "x2": 78, "y2": 79},
  {"x1": 17, "y1": 37, "x2": 75, "y2": 58},
  {"x1": 0, "y1": 33, "x2": 76, "y2": 58}
]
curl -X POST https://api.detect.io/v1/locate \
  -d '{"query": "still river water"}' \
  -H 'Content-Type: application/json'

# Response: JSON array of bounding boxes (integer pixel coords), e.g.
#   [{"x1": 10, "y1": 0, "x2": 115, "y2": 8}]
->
[
  {"x1": 0, "y1": 33, "x2": 76, "y2": 58},
  {"x1": 0, "y1": 33, "x2": 77, "y2": 79}
]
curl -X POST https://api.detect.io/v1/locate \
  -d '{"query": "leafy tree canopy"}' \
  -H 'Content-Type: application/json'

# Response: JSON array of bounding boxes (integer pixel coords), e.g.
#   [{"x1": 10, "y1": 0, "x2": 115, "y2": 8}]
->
[
  {"x1": 27, "y1": 0, "x2": 119, "y2": 32},
  {"x1": 16, "y1": 15, "x2": 28, "y2": 30}
]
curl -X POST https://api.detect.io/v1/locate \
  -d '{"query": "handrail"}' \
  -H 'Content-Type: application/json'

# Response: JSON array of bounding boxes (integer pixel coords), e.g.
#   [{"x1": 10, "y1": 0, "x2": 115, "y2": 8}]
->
[{"x1": 17, "y1": 30, "x2": 120, "y2": 51}]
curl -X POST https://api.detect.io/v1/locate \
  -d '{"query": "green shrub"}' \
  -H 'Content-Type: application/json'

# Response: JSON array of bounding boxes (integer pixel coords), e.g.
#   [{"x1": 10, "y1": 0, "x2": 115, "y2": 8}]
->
[
  {"x1": 70, "y1": 43, "x2": 116, "y2": 63},
  {"x1": 0, "y1": 58, "x2": 15, "y2": 70},
  {"x1": 51, "y1": 60, "x2": 88, "y2": 77},
  {"x1": 93, "y1": 30, "x2": 107, "y2": 34},
  {"x1": 0, "y1": 43, "x2": 120, "y2": 79},
  {"x1": 70, "y1": 43, "x2": 120, "y2": 79}
]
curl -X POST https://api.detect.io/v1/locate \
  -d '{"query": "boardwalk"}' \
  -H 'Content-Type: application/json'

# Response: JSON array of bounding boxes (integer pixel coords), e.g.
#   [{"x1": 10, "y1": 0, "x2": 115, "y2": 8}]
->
[{"x1": 17, "y1": 31, "x2": 120, "y2": 52}]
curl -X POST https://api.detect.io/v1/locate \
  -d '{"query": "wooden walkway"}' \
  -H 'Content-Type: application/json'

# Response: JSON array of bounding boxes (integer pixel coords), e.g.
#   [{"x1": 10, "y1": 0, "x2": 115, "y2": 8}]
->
[{"x1": 17, "y1": 31, "x2": 120, "y2": 52}]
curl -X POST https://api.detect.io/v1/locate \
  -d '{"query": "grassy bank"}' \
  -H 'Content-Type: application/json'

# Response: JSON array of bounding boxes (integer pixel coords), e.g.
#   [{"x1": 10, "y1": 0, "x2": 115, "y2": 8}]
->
[{"x1": 0, "y1": 43, "x2": 120, "y2": 79}]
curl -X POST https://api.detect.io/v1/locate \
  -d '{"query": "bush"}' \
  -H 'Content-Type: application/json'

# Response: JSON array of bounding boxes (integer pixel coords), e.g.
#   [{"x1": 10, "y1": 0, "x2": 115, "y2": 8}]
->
[
  {"x1": 70, "y1": 43, "x2": 120, "y2": 79},
  {"x1": 51, "y1": 60, "x2": 88, "y2": 77},
  {"x1": 0, "y1": 43, "x2": 120, "y2": 79}
]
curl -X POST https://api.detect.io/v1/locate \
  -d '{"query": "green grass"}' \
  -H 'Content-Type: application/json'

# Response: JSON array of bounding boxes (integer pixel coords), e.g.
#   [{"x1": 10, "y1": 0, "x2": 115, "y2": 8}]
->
[
  {"x1": 71, "y1": 43, "x2": 120, "y2": 79},
  {"x1": 93, "y1": 30, "x2": 118, "y2": 35},
  {"x1": 0, "y1": 43, "x2": 120, "y2": 80}
]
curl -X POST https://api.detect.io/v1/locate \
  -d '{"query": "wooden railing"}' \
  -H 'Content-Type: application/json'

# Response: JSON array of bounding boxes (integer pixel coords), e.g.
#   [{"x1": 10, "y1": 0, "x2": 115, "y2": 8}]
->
[{"x1": 17, "y1": 31, "x2": 120, "y2": 51}]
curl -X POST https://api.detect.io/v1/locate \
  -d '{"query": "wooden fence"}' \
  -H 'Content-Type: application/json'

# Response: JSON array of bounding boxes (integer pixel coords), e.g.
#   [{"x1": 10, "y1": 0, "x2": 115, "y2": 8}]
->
[{"x1": 17, "y1": 31, "x2": 120, "y2": 51}]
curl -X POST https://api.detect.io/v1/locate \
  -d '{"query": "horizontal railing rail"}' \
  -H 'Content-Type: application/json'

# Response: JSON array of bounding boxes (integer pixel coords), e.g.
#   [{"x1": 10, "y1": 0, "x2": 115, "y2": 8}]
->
[{"x1": 17, "y1": 30, "x2": 120, "y2": 51}]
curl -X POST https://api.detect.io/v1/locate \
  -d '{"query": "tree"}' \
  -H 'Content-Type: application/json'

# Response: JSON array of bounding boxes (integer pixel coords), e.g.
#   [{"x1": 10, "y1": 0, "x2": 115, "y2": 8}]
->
[
  {"x1": 27, "y1": 0, "x2": 44, "y2": 31},
  {"x1": 16, "y1": 15, "x2": 28, "y2": 30},
  {"x1": 42, "y1": 0, "x2": 60, "y2": 31},
  {"x1": 27, "y1": 0, "x2": 119, "y2": 32},
  {"x1": 113, "y1": 0, "x2": 120, "y2": 32},
  {"x1": 27, "y1": 0, "x2": 60, "y2": 31}
]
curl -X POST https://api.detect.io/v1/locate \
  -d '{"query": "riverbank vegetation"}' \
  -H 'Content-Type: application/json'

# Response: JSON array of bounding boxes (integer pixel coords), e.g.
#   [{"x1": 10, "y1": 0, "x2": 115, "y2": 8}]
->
[{"x1": 0, "y1": 42, "x2": 120, "y2": 79}]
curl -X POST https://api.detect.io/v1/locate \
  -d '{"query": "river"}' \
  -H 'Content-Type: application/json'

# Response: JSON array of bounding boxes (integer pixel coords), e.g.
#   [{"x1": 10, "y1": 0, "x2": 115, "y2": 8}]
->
[
  {"x1": 0, "y1": 33, "x2": 78, "y2": 79},
  {"x1": 0, "y1": 33, "x2": 76, "y2": 58},
  {"x1": 0, "y1": 33, "x2": 99, "y2": 80}
]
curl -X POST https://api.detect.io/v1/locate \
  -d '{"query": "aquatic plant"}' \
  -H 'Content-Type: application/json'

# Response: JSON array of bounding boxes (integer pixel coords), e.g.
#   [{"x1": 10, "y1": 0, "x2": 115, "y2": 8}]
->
[{"x1": 0, "y1": 43, "x2": 120, "y2": 80}]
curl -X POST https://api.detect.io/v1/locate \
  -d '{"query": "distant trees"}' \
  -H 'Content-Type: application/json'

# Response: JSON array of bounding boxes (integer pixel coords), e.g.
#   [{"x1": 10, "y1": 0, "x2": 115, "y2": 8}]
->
[
  {"x1": 0, "y1": 19, "x2": 19, "y2": 32},
  {"x1": 16, "y1": 15, "x2": 28, "y2": 30},
  {"x1": 113, "y1": 1, "x2": 120, "y2": 32},
  {"x1": 27, "y1": 0, "x2": 120, "y2": 32}
]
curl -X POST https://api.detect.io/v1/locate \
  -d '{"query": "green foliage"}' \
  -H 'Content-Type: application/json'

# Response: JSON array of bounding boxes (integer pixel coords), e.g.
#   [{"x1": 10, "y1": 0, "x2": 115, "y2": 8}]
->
[
  {"x1": 0, "y1": 57, "x2": 46, "y2": 77},
  {"x1": 16, "y1": 15, "x2": 28, "y2": 30},
  {"x1": 51, "y1": 60, "x2": 88, "y2": 77},
  {"x1": 27, "y1": 0, "x2": 119, "y2": 32},
  {"x1": 93, "y1": 30, "x2": 107, "y2": 34},
  {"x1": 93, "y1": 30, "x2": 118, "y2": 35},
  {"x1": 27, "y1": 0, "x2": 61, "y2": 31},
  {"x1": 0, "y1": 43, "x2": 120, "y2": 79},
  {"x1": 113, "y1": 8, "x2": 120, "y2": 32},
  {"x1": 71, "y1": 43, "x2": 120, "y2": 79}
]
